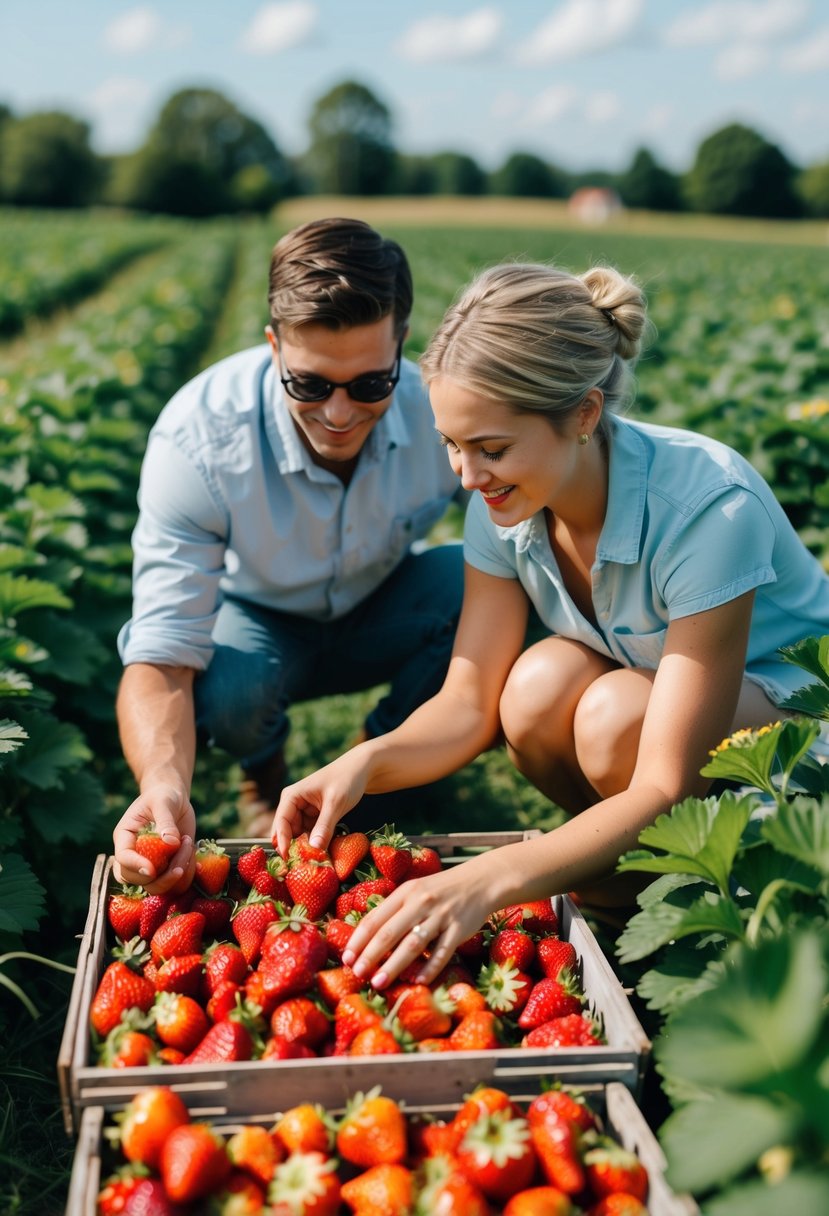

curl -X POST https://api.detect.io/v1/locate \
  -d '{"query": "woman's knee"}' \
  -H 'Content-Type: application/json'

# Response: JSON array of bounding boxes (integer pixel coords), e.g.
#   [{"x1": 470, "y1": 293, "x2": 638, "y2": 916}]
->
[
  {"x1": 500, "y1": 639, "x2": 606, "y2": 751},
  {"x1": 573, "y1": 669, "x2": 651, "y2": 791}
]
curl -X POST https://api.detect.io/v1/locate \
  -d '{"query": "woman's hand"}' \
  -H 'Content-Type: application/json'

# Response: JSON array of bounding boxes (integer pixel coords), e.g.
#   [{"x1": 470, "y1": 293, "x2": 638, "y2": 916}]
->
[
  {"x1": 272, "y1": 751, "x2": 371, "y2": 857},
  {"x1": 113, "y1": 782, "x2": 196, "y2": 894},
  {"x1": 341, "y1": 861, "x2": 498, "y2": 990}
]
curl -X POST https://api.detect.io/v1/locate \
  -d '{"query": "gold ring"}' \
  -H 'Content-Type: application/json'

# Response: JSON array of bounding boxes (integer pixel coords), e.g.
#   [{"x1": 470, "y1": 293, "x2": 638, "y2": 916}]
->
[{"x1": 411, "y1": 922, "x2": 427, "y2": 940}]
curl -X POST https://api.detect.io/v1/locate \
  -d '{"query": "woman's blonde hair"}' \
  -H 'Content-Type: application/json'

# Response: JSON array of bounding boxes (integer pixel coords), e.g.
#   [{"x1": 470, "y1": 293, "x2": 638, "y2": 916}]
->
[{"x1": 419, "y1": 262, "x2": 652, "y2": 437}]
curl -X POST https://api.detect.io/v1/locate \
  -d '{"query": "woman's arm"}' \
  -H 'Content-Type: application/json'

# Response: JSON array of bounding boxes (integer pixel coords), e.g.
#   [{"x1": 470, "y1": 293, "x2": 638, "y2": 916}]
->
[
  {"x1": 272, "y1": 565, "x2": 529, "y2": 853},
  {"x1": 341, "y1": 591, "x2": 757, "y2": 988}
]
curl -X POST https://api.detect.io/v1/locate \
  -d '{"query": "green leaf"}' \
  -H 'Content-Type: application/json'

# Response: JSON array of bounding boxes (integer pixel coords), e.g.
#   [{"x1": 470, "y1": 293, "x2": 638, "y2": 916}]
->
[
  {"x1": 0, "y1": 853, "x2": 47, "y2": 934},
  {"x1": 732, "y1": 839, "x2": 824, "y2": 899},
  {"x1": 616, "y1": 892, "x2": 744, "y2": 963},
  {"x1": 0, "y1": 719, "x2": 28, "y2": 756},
  {"x1": 635, "y1": 871, "x2": 705, "y2": 908},
  {"x1": 7, "y1": 709, "x2": 91, "y2": 788},
  {"x1": 760, "y1": 796, "x2": 829, "y2": 875},
  {"x1": 620, "y1": 793, "x2": 754, "y2": 895},
  {"x1": 701, "y1": 724, "x2": 785, "y2": 793},
  {"x1": 0, "y1": 573, "x2": 72, "y2": 619},
  {"x1": 660, "y1": 1093, "x2": 797, "y2": 1192},
  {"x1": 637, "y1": 951, "x2": 726, "y2": 1015},
  {"x1": 778, "y1": 634, "x2": 829, "y2": 688},
  {"x1": 27, "y1": 768, "x2": 106, "y2": 843},
  {"x1": 782, "y1": 684, "x2": 829, "y2": 721},
  {"x1": 655, "y1": 934, "x2": 827, "y2": 1091},
  {"x1": 702, "y1": 1170, "x2": 829, "y2": 1216},
  {"x1": 21, "y1": 612, "x2": 108, "y2": 684}
]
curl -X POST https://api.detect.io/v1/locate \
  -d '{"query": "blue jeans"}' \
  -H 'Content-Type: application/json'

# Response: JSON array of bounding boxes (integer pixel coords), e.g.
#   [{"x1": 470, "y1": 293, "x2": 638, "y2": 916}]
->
[{"x1": 193, "y1": 544, "x2": 464, "y2": 770}]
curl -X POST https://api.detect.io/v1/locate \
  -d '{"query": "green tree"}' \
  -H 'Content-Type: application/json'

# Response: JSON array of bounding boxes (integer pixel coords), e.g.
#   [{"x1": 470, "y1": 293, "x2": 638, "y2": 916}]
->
[
  {"x1": 110, "y1": 87, "x2": 292, "y2": 215},
  {"x1": 0, "y1": 110, "x2": 98, "y2": 207},
  {"x1": 489, "y1": 151, "x2": 568, "y2": 198},
  {"x1": 305, "y1": 80, "x2": 396, "y2": 195},
  {"x1": 684, "y1": 122, "x2": 801, "y2": 217},
  {"x1": 394, "y1": 154, "x2": 439, "y2": 195},
  {"x1": 798, "y1": 159, "x2": 829, "y2": 217},
  {"x1": 618, "y1": 147, "x2": 682, "y2": 212},
  {"x1": 430, "y1": 151, "x2": 487, "y2": 196}
]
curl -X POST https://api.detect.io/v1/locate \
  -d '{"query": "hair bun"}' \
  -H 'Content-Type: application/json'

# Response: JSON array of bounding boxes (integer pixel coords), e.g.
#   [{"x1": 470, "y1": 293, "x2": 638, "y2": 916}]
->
[{"x1": 579, "y1": 266, "x2": 650, "y2": 361}]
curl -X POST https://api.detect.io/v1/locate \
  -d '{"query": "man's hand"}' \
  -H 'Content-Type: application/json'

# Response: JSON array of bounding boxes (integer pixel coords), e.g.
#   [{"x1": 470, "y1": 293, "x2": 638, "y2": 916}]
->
[{"x1": 113, "y1": 782, "x2": 197, "y2": 894}]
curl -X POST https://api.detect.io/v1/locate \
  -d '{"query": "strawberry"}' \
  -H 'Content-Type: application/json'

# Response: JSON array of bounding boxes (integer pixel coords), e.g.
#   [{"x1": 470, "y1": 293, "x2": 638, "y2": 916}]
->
[
  {"x1": 432, "y1": 959, "x2": 476, "y2": 989},
  {"x1": 503, "y1": 1186, "x2": 574, "y2": 1215},
  {"x1": 477, "y1": 959, "x2": 532, "y2": 1015},
  {"x1": 285, "y1": 858, "x2": 339, "y2": 920},
  {"x1": 96, "y1": 1168, "x2": 146, "y2": 1216},
  {"x1": 446, "y1": 981, "x2": 487, "y2": 1020},
  {"x1": 245, "y1": 969, "x2": 281, "y2": 1019},
  {"x1": 272, "y1": 1103, "x2": 332, "y2": 1156},
  {"x1": 315, "y1": 964, "x2": 363, "y2": 1010},
  {"x1": 135, "y1": 824, "x2": 179, "y2": 876},
  {"x1": 191, "y1": 894, "x2": 233, "y2": 938},
  {"x1": 340, "y1": 1162, "x2": 413, "y2": 1214},
  {"x1": 527, "y1": 1088, "x2": 599, "y2": 1134},
  {"x1": 90, "y1": 951, "x2": 156, "y2": 1038},
  {"x1": 322, "y1": 914, "x2": 359, "y2": 961},
  {"x1": 121, "y1": 1177, "x2": 183, "y2": 1215},
  {"x1": 117, "y1": 1085, "x2": 190, "y2": 1169},
  {"x1": 193, "y1": 838, "x2": 231, "y2": 895},
  {"x1": 99, "y1": 1016, "x2": 158, "y2": 1069},
  {"x1": 212, "y1": 1171, "x2": 267, "y2": 1216},
  {"x1": 336, "y1": 1086, "x2": 408, "y2": 1167},
  {"x1": 269, "y1": 996, "x2": 330, "y2": 1048},
  {"x1": 107, "y1": 885, "x2": 145, "y2": 941},
  {"x1": 289, "y1": 832, "x2": 331, "y2": 864},
  {"x1": 252, "y1": 854, "x2": 290, "y2": 902},
  {"x1": 236, "y1": 845, "x2": 269, "y2": 887},
  {"x1": 530, "y1": 1114, "x2": 584, "y2": 1195},
  {"x1": 207, "y1": 979, "x2": 243, "y2": 1023},
  {"x1": 154, "y1": 952, "x2": 203, "y2": 996},
  {"x1": 522, "y1": 1013, "x2": 603, "y2": 1048},
  {"x1": 227, "y1": 1125, "x2": 284, "y2": 1186},
  {"x1": 413, "y1": 1155, "x2": 492, "y2": 1215},
  {"x1": 456, "y1": 1109, "x2": 537, "y2": 1202},
  {"x1": 335, "y1": 876, "x2": 395, "y2": 917},
  {"x1": 517, "y1": 976, "x2": 583, "y2": 1029},
  {"x1": 138, "y1": 893, "x2": 174, "y2": 941},
  {"x1": 150, "y1": 911, "x2": 206, "y2": 965},
  {"x1": 584, "y1": 1196, "x2": 648, "y2": 1216},
  {"x1": 153, "y1": 991, "x2": 210, "y2": 1054},
  {"x1": 416, "y1": 1036, "x2": 455, "y2": 1053},
  {"x1": 332, "y1": 991, "x2": 387, "y2": 1054},
  {"x1": 160, "y1": 1122, "x2": 231, "y2": 1203},
  {"x1": 537, "y1": 938, "x2": 578, "y2": 980},
  {"x1": 268, "y1": 1151, "x2": 340, "y2": 1215},
  {"x1": 390, "y1": 983, "x2": 455, "y2": 1041},
  {"x1": 448, "y1": 1087, "x2": 525, "y2": 1155},
  {"x1": 203, "y1": 941, "x2": 249, "y2": 997},
  {"x1": 409, "y1": 1116, "x2": 456, "y2": 1158},
  {"x1": 495, "y1": 900, "x2": 559, "y2": 935},
  {"x1": 156, "y1": 1046, "x2": 186, "y2": 1065},
  {"x1": 348, "y1": 1022, "x2": 404, "y2": 1055},
  {"x1": 448, "y1": 1009, "x2": 502, "y2": 1051},
  {"x1": 456, "y1": 929, "x2": 488, "y2": 963},
  {"x1": 231, "y1": 894, "x2": 279, "y2": 965},
  {"x1": 489, "y1": 927, "x2": 536, "y2": 972},
  {"x1": 583, "y1": 1141, "x2": 649, "y2": 1202},
  {"x1": 408, "y1": 843, "x2": 443, "y2": 879},
  {"x1": 260, "y1": 1035, "x2": 316, "y2": 1060},
  {"x1": 369, "y1": 824, "x2": 413, "y2": 883},
  {"x1": 183, "y1": 1015, "x2": 256, "y2": 1063},
  {"x1": 329, "y1": 830, "x2": 370, "y2": 880},
  {"x1": 257, "y1": 907, "x2": 329, "y2": 1003}
]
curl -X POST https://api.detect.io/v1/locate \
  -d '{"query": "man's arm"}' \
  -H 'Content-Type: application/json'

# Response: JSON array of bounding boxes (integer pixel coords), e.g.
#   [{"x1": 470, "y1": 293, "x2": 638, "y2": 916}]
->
[{"x1": 113, "y1": 663, "x2": 198, "y2": 892}]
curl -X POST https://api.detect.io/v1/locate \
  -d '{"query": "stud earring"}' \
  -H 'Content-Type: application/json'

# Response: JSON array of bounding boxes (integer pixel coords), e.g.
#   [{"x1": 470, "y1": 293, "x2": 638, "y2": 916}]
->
[{"x1": 577, "y1": 433, "x2": 590, "y2": 445}]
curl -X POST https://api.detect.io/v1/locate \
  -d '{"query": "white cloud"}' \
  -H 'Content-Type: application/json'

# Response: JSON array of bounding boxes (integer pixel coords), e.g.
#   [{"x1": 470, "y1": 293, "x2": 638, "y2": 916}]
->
[
  {"x1": 781, "y1": 24, "x2": 829, "y2": 72},
  {"x1": 102, "y1": 6, "x2": 189, "y2": 54},
  {"x1": 84, "y1": 76, "x2": 154, "y2": 152},
  {"x1": 238, "y1": 2, "x2": 318, "y2": 55},
  {"x1": 515, "y1": 0, "x2": 644, "y2": 66},
  {"x1": 663, "y1": 0, "x2": 808, "y2": 47},
  {"x1": 522, "y1": 84, "x2": 578, "y2": 127},
  {"x1": 396, "y1": 7, "x2": 502, "y2": 63},
  {"x1": 716, "y1": 42, "x2": 770, "y2": 79},
  {"x1": 87, "y1": 76, "x2": 152, "y2": 111},
  {"x1": 641, "y1": 103, "x2": 675, "y2": 135},
  {"x1": 585, "y1": 91, "x2": 620, "y2": 124}
]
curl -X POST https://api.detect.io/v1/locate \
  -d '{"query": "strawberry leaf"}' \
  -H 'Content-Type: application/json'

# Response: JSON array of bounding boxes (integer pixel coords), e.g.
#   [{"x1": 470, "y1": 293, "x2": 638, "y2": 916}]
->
[
  {"x1": 616, "y1": 891, "x2": 744, "y2": 963},
  {"x1": 760, "y1": 795, "x2": 829, "y2": 874},
  {"x1": 635, "y1": 947, "x2": 725, "y2": 1015},
  {"x1": 701, "y1": 1171, "x2": 829, "y2": 1216},
  {"x1": 7, "y1": 709, "x2": 91, "y2": 788},
  {"x1": 0, "y1": 573, "x2": 72, "y2": 619},
  {"x1": 778, "y1": 634, "x2": 829, "y2": 689},
  {"x1": 0, "y1": 853, "x2": 47, "y2": 934},
  {"x1": 0, "y1": 718, "x2": 29, "y2": 757},
  {"x1": 27, "y1": 768, "x2": 105, "y2": 842}
]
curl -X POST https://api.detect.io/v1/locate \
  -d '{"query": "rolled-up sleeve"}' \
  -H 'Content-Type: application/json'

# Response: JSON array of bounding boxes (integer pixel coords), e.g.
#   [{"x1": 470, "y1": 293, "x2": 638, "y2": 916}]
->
[{"x1": 117, "y1": 434, "x2": 229, "y2": 669}]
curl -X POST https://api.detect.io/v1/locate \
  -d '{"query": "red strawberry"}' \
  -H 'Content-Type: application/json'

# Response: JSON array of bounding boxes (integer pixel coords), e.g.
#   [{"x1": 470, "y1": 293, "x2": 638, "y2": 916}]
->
[
  {"x1": 408, "y1": 843, "x2": 443, "y2": 879},
  {"x1": 226, "y1": 1125, "x2": 283, "y2": 1185},
  {"x1": 153, "y1": 991, "x2": 210, "y2": 1054},
  {"x1": 182, "y1": 1014, "x2": 256, "y2": 1063},
  {"x1": 261, "y1": 1035, "x2": 316, "y2": 1060},
  {"x1": 537, "y1": 938, "x2": 578, "y2": 980},
  {"x1": 203, "y1": 941, "x2": 249, "y2": 996},
  {"x1": 268, "y1": 1151, "x2": 340, "y2": 1215},
  {"x1": 456, "y1": 930, "x2": 488, "y2": 963},
  {"x1": 489, "y1": 927, "x2": 536, "y2": 972},
  {"x1": 448, "y1": 1086, "x2": 524, "y2": 1154},
  {"x1": 390, "y1": 983, "x2": 455, "y2": 1041},
  {"x1": 252, "y1": 853, "x2": 290, "y2": 902},
  {"x1": 139, "y1": 893, "x2": 174, "y2": 941},
  {"x1": 583, "y1": 1141, "x2": 649, "y2": 1202},
  {"x1": 154, "y1": 953, "x2": 204, "y2": 996},
  {"x1": 287, "y1": 832, "x2": 330, "y2": 864},
  {"x1": 156, "y1": 1046, "x2": 186, "y2": 1065},
  {"x1": 117, "y1": 1085, "x2": 190, "y2": 1169},
  {"x1": 323, "y1": 914, "x2": 358, "y2": 961},
  {"x1": 107, "y1": 885, "x2": 145, "y2": 941},
  {"x1": 190, "y1": 895, "x2": 232, "y2": 938},
  {"x1": 528, "y1": 1087, "x2": 598, "y2": 1134},
  {"x1": 269, "y1": 996, "x2": 330, "y2": 1048},
  {"x1": 584, "y1": 1196, "x2": 648, "y2": 1216},
  {"x1": 446, "y1": 981, "x2": 487, "y2": 1020},
  {"x1": 414, "y1": 1155, "x2": 491, "y2": 1214},
  {"x1": 99, "y1": 1021, "x2": 158, "y2": 1069},
  {"x1": 194, "y1": 839, "x2": 230, "y2": 895},
  {"x1": 337, "y1": 876, "x2": 395, "y2": 917},
  {"x1": 150, "y1": 911, "x2": 206, "y2": 965},
  {"x1": 212, "y1": 1172, "x2": 268, "y2": 1215},
  {"x1": 522, "y1": 1013, "x2": 603, "y2": 1048},
  {"x1": 336, "y1": 1087, "x2": 408, "y2": 1167},
  {"x1": 456, "y1": 1109, "x2": 537, "y2": 1202},
  {"x1": 236, "y1": 846, "x2": 269, "y2": 887},
  {"x1": 207, "y1": 979, "x2": 243, "y2": 1023},
  {"x1": 90, "y1": 951, "x2": 156, "y2": 1038},
  {"x1": 448, "y1": 1009, "x2": 502, "y2": 1051},
  {"x1": 135, "y1": 824, "x2": 179, "y2": 876},
  {"x1": 530, "y1": 1113, "x2": 584, "y2": 1194},
  {"x1": 495, "y1": 899, "x2": 559, "y2": 935},
  {"x1": 256, "y1": 906, "x2": 329, "y2": 1003},
  {"x1": 122, "y1": 1177, "x2": 183, "y2": 1215},
  {"x1": 332, "y1": 991, "x2": 387, "y2": 1054},
  {"x1": 329, "y1": 830, "x2": 370, "y2": 880},
  {"x1": 503, "y1": 1186, "x2": 574, "y2": 1215},
  {"x1": 96, "y1": 1169, "x2": 146, "y2": 1216},
  {"x1": 369, "y1": 824, "x2": 413, "y2": 883},
  {"x1": 231, "y1": 894, "x2": 278, "y2": 965},
  {"x1": 477, "y1": 959, "x2": 532, "y2": 1015},
  {"x1": 160, "y1": 1123, "x2": 231, "y2": 1203},
  {"x1": 340, "y1": 1163, "x2": 413, "y2": 1214},
  {"x1": 285, "y1": 858, "x2": 339, "y2": 920},
  {"x1": 316, "y1": 964, "x2": 363, "y2": 1009},
  {"x1": 273, "y1": 1103, "x2": 332, "y2": 1155},
  {"x1": 517, "y1": 977, "x2": 583, "y2": 1030}
]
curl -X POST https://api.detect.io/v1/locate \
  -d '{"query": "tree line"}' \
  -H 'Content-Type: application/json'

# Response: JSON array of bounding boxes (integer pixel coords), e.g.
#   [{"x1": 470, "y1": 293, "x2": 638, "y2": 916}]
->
[{"x1": 1, "y1": 79, "x2": 828, "y2": 219}]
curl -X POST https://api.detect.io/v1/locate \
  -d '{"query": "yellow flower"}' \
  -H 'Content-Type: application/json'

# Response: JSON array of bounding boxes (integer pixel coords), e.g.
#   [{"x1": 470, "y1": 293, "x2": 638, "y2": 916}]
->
[{"x1": 709, "y1": 721, "x2": 781, "y2": 757}]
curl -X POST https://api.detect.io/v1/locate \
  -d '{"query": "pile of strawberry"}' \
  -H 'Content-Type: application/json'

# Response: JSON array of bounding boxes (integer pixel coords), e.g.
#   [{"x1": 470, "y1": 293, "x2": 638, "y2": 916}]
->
[
  {"x1": 97, "y1": 1082, "x2": 650, "y2": 1215},
  {"x1": 91, "y1": 824, "x2": 603, "y2": 1067}
]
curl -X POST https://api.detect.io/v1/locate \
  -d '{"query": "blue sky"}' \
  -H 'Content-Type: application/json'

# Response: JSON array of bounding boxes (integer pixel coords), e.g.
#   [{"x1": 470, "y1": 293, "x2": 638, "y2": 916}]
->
[{"x1": 1, "y1": 0, "x2": 827, "y2": 174}]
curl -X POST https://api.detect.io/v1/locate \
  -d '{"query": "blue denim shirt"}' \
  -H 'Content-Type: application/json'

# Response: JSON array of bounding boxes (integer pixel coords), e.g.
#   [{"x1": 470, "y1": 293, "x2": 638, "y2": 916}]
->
[
  {"x1": 118, "y1": 345, "x2": 460, "y2": 669},
  {"x1": 464, "y1": 414, "x2": 829, "y2": 704}
]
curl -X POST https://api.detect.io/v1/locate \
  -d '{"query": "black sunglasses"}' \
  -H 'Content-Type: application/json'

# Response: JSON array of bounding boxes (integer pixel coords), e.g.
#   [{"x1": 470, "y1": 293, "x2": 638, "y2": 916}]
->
[{"x1": 278, "y1": 339, "x2": 403, "y2": 404}]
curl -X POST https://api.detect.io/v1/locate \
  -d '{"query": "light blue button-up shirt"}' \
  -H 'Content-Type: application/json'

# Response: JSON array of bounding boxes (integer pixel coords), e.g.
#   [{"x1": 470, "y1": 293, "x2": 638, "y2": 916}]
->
[
  {"x1": 118, "y1": 345, "x2": 460, "y2": 670},
  {"x1": 464, "y1": 414, "x2": 829, "y2": 705}
]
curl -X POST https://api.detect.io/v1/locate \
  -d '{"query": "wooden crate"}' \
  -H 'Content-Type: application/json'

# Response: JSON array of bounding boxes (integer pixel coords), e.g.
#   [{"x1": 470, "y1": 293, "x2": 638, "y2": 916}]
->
[
  {"x1": 65, "y1": 1081, "x2": 698, "y2": 1216},
  {"x1": 58, "y1": 832, "x2": 650, "y2": 1136}
]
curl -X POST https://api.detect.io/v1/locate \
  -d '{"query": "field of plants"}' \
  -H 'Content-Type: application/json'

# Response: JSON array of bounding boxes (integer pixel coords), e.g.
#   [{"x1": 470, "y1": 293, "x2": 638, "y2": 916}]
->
[{"x1": 1, "y1": 203, "x2": 828, "y2": 1214}]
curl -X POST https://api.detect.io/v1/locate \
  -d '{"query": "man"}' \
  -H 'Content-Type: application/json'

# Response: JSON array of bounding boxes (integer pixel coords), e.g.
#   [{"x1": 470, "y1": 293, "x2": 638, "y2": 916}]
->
[{"x1": 113, "y1": 217, "x2": 463, "y2": 891}]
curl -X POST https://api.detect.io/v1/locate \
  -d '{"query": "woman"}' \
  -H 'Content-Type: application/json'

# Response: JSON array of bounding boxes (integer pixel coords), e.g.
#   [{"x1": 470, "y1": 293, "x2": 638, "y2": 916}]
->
[{"x1": 272, "y1": 261, "x2": 829, "y2": 991}]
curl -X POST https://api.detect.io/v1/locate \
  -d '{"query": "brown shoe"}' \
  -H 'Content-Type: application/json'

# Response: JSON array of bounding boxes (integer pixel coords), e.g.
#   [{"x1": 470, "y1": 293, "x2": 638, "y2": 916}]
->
[{"x1": 233, "y1": 750, "x2": 289, "y2": 838}]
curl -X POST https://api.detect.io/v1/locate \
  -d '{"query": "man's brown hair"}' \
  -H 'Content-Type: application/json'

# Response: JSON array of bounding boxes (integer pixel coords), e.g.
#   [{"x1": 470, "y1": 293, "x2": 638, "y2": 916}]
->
[{"x1": 268, "y1": 217, "x2": 412, "y2": 336}]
